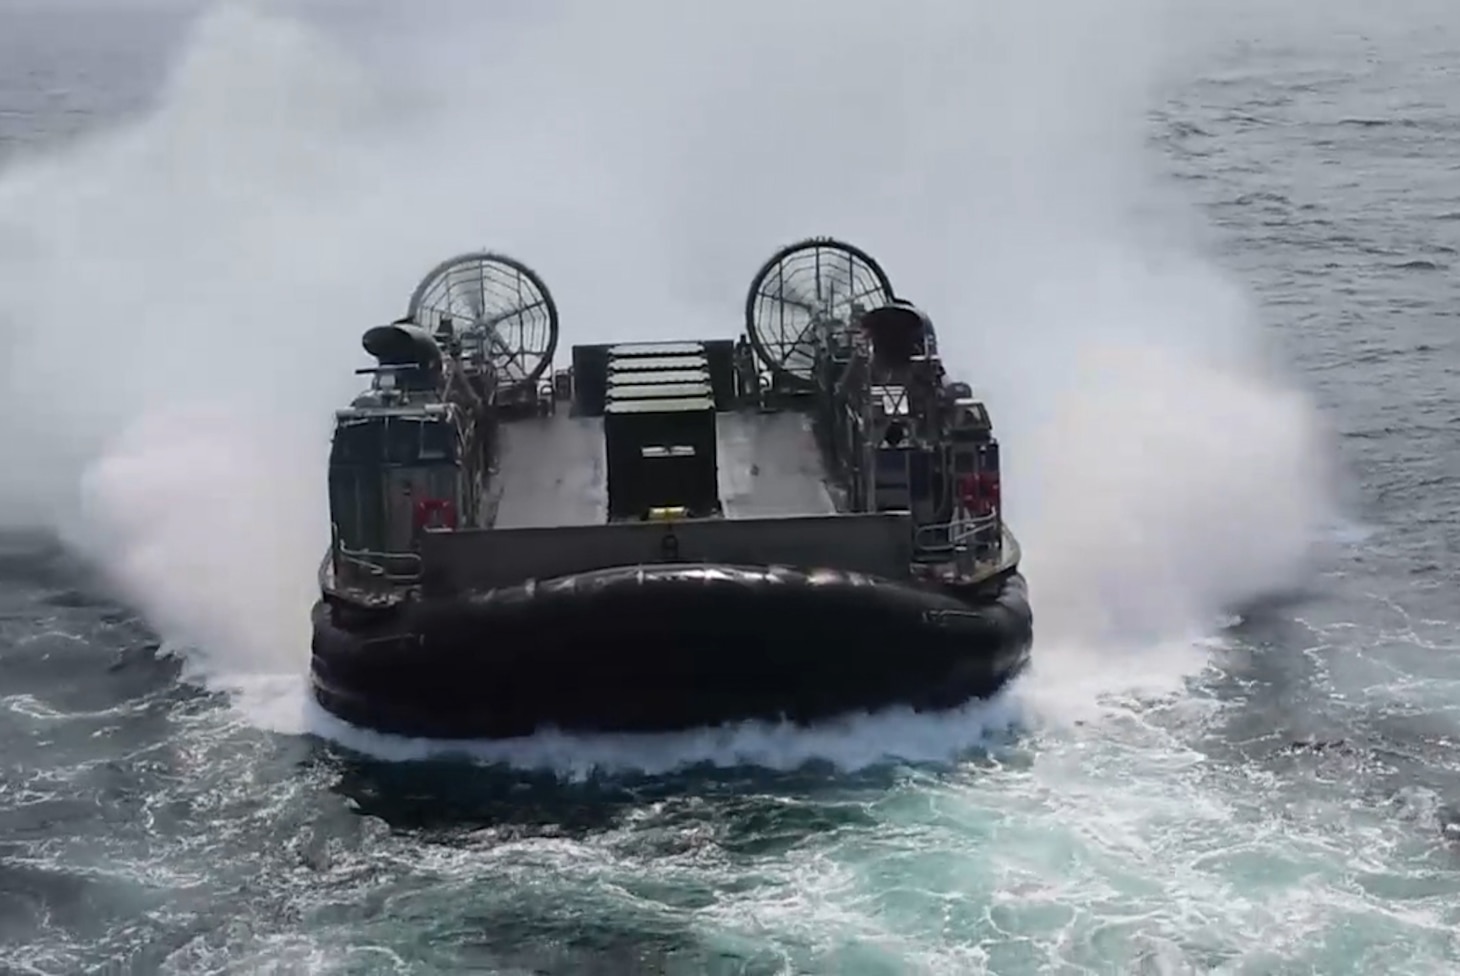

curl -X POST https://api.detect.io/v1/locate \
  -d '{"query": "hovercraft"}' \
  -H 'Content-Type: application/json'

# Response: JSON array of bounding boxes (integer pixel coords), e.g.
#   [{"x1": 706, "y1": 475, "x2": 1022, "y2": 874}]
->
[{"x1": 310, "y1": 238, "x2": 1033, "y2": 739}]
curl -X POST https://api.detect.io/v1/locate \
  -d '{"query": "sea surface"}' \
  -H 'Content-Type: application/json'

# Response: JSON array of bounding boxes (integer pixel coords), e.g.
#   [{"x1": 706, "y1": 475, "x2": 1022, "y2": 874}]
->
[{"x1": 2, "y1": 2, "x2": 1459, "y2": 974}]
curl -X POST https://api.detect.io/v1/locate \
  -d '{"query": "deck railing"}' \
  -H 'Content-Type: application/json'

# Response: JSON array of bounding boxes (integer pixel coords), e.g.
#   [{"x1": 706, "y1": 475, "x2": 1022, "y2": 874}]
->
[
  {"x1": 914, "y1": 513, "x2": 999, "y2": 549},
  {"x1": 325, "y1": 524, "x2": 424, "y2": 591},
  {"x1": 319, "y1": 513, "x2": 1004, "y2": 596},
  {"x1": 912, "y1": 513, "x2": 1002, "y2": 571}
]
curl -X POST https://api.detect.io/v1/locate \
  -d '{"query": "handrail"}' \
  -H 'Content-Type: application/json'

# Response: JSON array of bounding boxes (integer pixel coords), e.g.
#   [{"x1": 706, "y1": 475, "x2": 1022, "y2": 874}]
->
[
  {"x1": 914, "y1": 513, "x2": 1000, "y2": 551},
  {"x1": 330, "y1": 531, "x2": 424, "y2": 585}
]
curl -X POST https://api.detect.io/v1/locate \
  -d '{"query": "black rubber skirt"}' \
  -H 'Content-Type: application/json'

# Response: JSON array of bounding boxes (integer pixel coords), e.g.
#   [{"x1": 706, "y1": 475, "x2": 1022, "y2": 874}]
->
[{"x1": 310, "y1": 563, "x2": 1033, "y2": 739}]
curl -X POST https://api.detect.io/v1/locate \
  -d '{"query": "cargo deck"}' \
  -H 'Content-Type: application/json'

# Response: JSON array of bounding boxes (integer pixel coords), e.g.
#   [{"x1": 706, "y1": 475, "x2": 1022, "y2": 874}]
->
[{"x1": 490, "y1": 409, "x2": 839, "y2": 529}]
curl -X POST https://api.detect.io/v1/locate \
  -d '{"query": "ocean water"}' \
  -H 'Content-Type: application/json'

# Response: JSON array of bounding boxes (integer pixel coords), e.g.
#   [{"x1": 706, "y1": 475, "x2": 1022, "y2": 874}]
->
[{"x1": 1, "y1": 1, "x2": 1458, "y2": 973}]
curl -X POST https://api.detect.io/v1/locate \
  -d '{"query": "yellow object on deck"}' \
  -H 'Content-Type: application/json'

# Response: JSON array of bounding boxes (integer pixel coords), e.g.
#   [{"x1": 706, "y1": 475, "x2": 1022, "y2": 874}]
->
[{"x1": 647, "y1": 506, "x2": 688, "y2": 521}]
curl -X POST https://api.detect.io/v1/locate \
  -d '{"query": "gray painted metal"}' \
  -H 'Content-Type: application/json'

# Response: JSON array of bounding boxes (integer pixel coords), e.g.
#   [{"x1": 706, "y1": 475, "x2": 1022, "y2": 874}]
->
[
  {"x1": 714, "y1": 410, "x2": 838, "y2": 517},
  {"x1": 490, "y1": 408, "x2": 841, "y2": 530},
  {"x1": 607, "y1": 355, "x2": 708, "y2": 372},
  {"x1": 605, "y1": 396, "x2": 715, "y2": 414},
  {"x1": 492, "y1": 415, "x2": 608, "y2": 528},
  {"x1": 607, "y1": 369, "x2": 710, "y2": 387},
  {"x1": 608, "y1": 341, "x2": 705, "y2": 357},
  {"x1": 606, "y1": 382, "x2": 714, "y2": 401},
  {"x1": 421, "y1": 511, "x2": 914, "y2": 595}
]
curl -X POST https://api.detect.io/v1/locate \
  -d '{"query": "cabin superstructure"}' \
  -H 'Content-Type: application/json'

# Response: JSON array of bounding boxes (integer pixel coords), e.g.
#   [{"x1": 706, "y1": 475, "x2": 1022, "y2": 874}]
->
[
  {"x1": 321, "y1": 240, "x2": 1012, "y2": 606},
  {"x1": 327, "y1": 321, "x2": 483, "y2": 580}
]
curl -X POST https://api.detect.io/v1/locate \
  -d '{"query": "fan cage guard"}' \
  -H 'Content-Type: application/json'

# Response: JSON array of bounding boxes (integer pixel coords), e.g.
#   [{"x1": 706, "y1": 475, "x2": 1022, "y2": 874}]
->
[
  {"x1": 744, "y1": 237, "x2": 896, "y2": 388},
  {"x1": 407, "y1": 251, "x2": 560, "y2": 394}
]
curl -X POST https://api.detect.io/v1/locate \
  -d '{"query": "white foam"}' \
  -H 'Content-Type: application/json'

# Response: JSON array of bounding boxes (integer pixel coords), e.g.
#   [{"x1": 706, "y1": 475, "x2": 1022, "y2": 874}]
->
[
  {"x1": 304, "y1": 687, "x2": 1029, "y2": 779},
  {"x1": 0, "y1": 0, "x2": 1334, "y2": 770}
]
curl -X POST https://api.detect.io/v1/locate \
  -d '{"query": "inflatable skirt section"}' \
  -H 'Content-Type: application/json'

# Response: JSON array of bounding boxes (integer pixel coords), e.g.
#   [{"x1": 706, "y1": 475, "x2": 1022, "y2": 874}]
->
[{"x1": 310, "y1": 563, "x2": 1033, "y2": 739}]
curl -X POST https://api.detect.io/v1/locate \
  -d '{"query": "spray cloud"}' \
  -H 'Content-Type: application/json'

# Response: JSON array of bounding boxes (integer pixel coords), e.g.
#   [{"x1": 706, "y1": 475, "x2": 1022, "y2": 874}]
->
[{"x1": 0, "y1": 0, "x2": 1331, "y2": 715}]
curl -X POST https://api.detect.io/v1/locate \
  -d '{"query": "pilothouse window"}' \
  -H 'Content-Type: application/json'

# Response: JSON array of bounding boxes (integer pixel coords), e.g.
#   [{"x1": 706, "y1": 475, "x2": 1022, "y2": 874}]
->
[
  {"x1": 332, "y1": 421, "x2": 384, "y2": 464},
  {"x1": 385, "y1": 419, "x2": 423, "y2": 463},
  {"x1": 331, "y1": 417, "x2": 456, "y2": 465},
  {"x1": 419, "y1": 421, "x2": 453, "y2": 460}
]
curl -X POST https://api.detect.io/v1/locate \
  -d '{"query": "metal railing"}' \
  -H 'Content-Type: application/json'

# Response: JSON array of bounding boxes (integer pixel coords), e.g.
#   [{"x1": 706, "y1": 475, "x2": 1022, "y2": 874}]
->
[
  {"x1": 912, "y1": 514, "x2": 1003, "y2": 577},
  {"x1": 337, "y1": 545, "x2": 423, "y2": 584},
  {"x1": 913, "y1": 513, "x2": 1000, "y2": 552},
  {"x1": 326, "y1": 523, "x2": 424, "y2": 589}
]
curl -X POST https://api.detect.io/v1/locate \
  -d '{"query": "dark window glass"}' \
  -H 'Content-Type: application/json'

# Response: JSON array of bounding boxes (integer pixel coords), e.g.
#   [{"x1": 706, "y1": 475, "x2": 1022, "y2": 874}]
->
[
  {"x1": 419, "y1": 420, "x2": 454, "y2": 461},
  {"x1": 331, "y1": 421, "x2": 384, "y2": 464},
  {"x1": 384, "y1": 418, "x2": 421, "y2": 463},
  {"x1": 332, "y1": 417, "x2": 456, "y2": 465}
]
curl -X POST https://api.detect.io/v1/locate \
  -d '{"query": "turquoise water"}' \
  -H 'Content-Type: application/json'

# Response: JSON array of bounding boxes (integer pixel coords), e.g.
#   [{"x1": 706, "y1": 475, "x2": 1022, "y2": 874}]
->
[{"x1": 2, "y1": 2, "x2": 1458, "y2": 972}]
